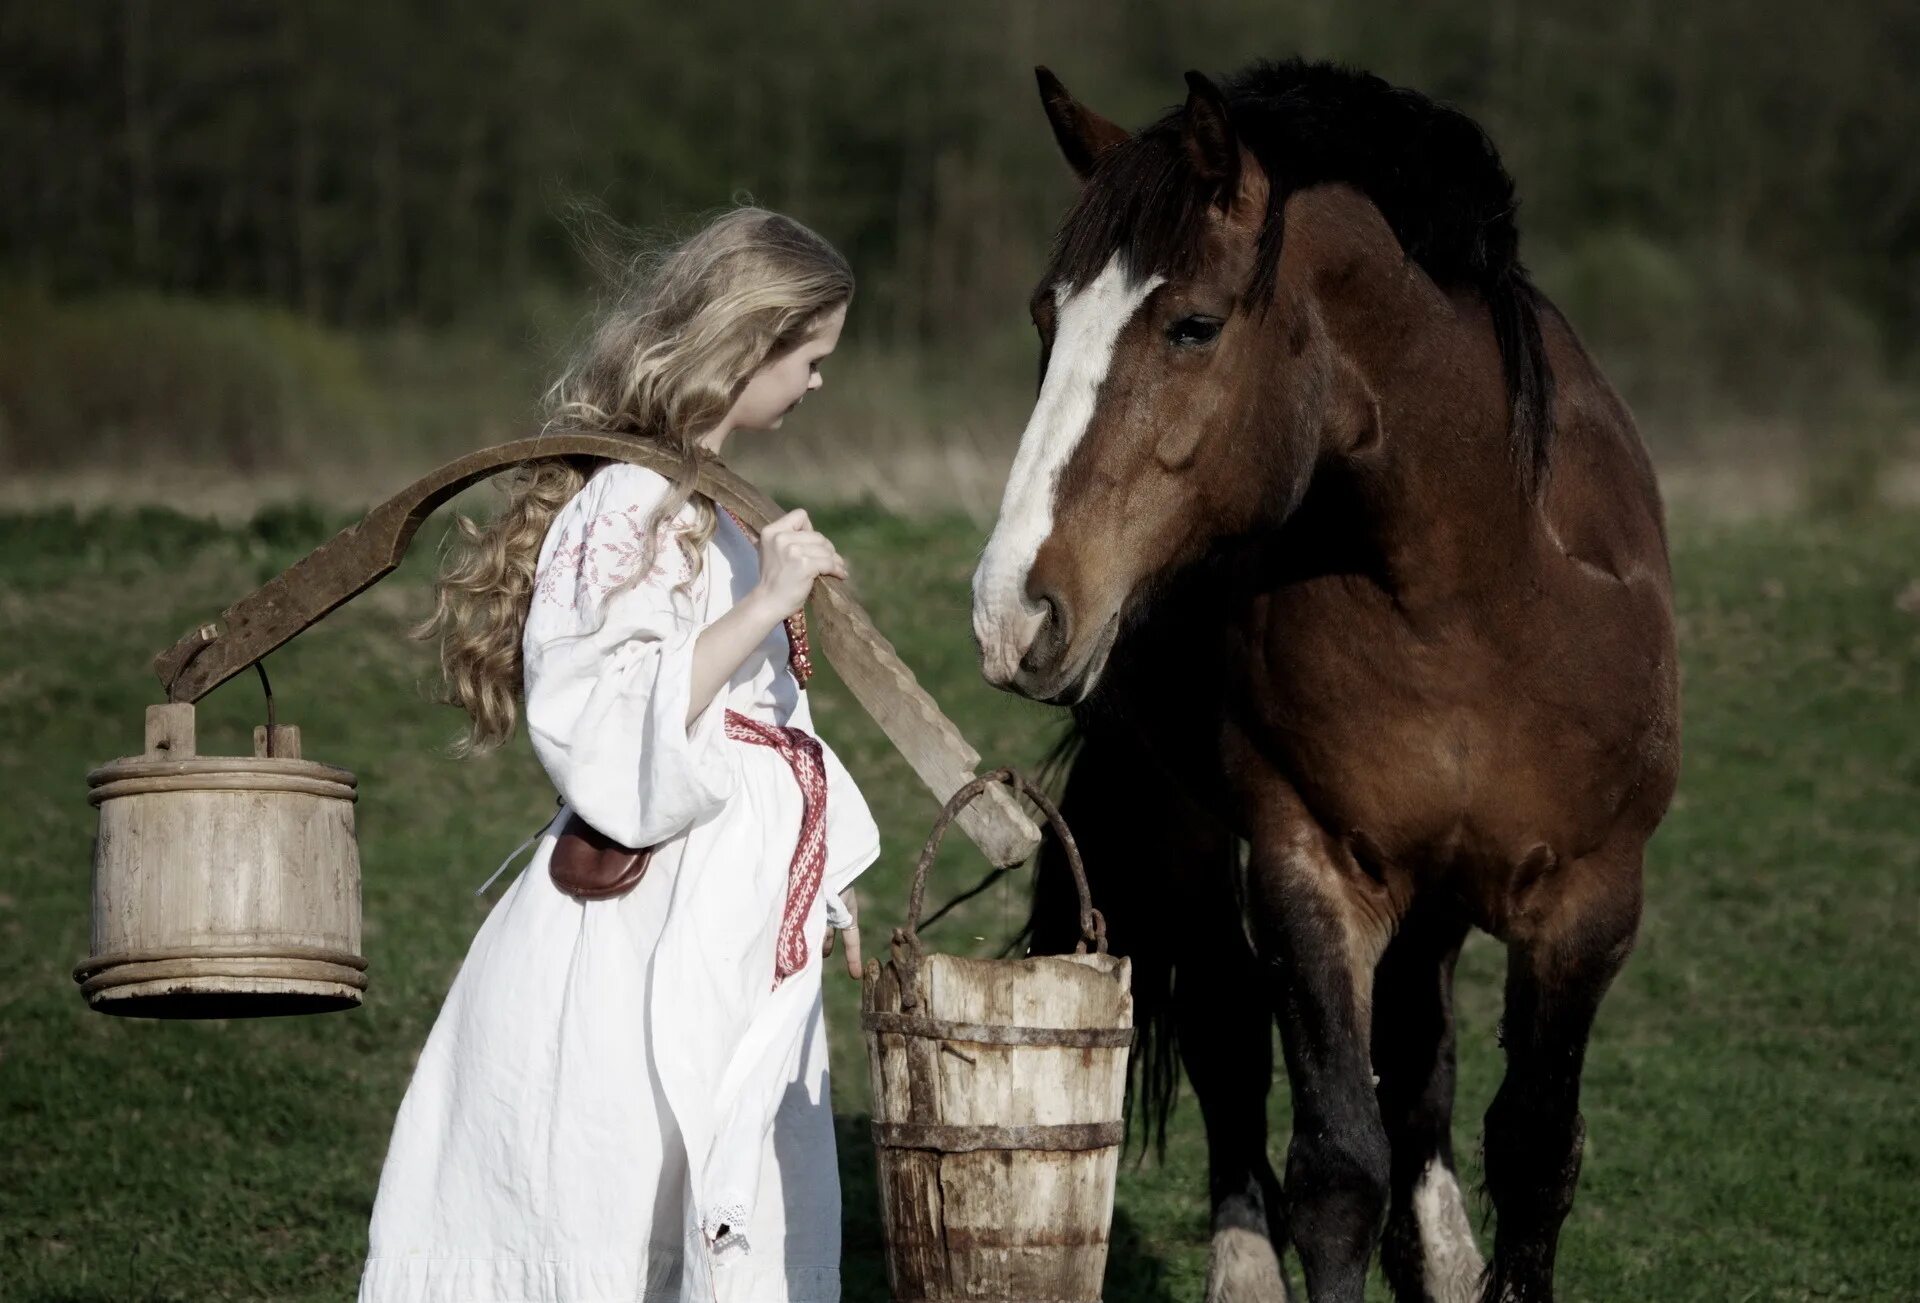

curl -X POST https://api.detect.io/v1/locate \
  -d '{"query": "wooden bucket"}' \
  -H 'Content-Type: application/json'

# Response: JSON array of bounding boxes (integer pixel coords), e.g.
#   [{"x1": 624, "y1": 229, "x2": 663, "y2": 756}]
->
[
  {"x1": 76, "y1": 702, "x2": 366, "y2": 1018},
  {"x1": 862, "y1": 769, "x2": 1132, "y2": 1303}
]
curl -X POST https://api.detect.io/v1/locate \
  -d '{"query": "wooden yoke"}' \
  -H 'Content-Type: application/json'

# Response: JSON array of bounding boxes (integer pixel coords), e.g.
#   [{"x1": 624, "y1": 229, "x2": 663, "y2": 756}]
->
[{"x1": 151, "y1": 432, "x2": 1041, "y2": 868}]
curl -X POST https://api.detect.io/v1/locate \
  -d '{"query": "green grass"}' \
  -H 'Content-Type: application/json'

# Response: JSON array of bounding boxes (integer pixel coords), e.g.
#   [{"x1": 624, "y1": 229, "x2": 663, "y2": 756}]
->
[{"x1": 1, "y1": 502, "x2": 1916, "y2": 1301}]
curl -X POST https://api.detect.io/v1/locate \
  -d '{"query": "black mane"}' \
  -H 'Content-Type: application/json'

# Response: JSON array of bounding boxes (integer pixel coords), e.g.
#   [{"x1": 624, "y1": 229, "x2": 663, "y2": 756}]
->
[{"x1": 1049, "y1": 58, "x2": 1556, "y2": 489}]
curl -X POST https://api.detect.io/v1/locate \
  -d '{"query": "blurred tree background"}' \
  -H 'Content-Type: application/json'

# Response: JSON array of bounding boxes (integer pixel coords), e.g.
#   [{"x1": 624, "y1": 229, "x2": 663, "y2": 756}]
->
[{"x1": 2, "y1": 0, "x2": 1915, "y2": 513}]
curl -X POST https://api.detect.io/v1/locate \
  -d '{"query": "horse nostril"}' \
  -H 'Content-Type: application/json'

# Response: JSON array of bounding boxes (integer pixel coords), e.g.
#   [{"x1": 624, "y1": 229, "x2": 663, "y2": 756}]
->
[{"x1": 1023, "y1": 591, "x2": 1072, "y2": 673}]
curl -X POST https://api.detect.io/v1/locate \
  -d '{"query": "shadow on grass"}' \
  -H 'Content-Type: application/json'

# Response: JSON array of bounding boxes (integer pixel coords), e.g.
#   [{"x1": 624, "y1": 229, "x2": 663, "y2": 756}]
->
[{"x1": 838, "y1": 1113, "x2": 1176, "y2": 1303}]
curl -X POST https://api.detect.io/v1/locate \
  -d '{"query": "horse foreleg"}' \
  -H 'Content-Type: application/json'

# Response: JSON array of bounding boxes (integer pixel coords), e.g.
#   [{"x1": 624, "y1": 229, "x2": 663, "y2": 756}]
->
[
  {"x1": 1480, "y1": 850, "x2": 1642, "y2": 1302},
  {"x1": 1373, "y1": 898, "x2": 1480, "y2": 1303},
  {"x1": 1247, "y1": 812, "x2": 1397, "y2": 1303},
  {"x1": 1177, "y1": 841, "x2": 1292, "y2": 1303}
]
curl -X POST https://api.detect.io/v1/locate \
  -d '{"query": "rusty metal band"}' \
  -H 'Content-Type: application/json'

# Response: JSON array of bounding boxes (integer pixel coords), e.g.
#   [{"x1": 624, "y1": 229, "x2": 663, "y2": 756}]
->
[
  {"x1": 861, "y1": 1010, "x2": 1134, "y2": 1048},
  {"x1": 869, "y1": 1120, "x2": 1123, "y2": 1153}
]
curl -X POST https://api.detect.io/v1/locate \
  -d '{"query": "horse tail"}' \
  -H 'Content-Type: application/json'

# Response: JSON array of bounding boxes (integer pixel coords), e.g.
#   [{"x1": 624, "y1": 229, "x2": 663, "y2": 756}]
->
[{"x1": 1014, "y1": 715, "x2": 1186, "y2": 1162}]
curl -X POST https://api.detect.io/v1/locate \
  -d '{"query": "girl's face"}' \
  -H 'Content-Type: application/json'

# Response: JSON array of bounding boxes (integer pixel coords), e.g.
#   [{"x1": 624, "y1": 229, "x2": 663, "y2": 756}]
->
[{"x1": 729, "y1": 303, "x2": 847, "y2": 433}]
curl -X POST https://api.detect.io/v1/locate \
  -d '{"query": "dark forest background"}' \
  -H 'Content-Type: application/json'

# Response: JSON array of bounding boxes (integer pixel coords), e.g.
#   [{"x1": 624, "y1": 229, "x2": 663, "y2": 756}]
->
[{"x1": 3, "y1": 0, "x2": 1916, "y2": 512}]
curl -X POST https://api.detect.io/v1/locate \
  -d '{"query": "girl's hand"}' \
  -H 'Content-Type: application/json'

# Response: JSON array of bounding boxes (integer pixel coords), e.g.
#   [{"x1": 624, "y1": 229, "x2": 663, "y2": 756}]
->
[
  {"x1": 821, "y1": 887, "x2": 862, "y2": 979},
  {"x1": 752, "y1": 509, "x2": 848, "y2": 619}
]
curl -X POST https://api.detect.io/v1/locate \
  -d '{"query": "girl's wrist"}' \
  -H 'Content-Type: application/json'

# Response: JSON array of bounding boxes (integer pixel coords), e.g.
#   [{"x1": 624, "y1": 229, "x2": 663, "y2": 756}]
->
[{"x1": 739, "y1": 585, "x2": 791, "y2": 630}]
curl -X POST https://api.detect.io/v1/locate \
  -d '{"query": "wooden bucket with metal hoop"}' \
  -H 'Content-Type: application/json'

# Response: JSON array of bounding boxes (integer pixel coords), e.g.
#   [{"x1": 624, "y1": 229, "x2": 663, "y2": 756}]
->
[
  {"x1": 862, "y1": 769, "x2": 1132, "y2": 1303},
  {"x1": 79, "y1": 688, "x2": 365, "y2": 1018}
]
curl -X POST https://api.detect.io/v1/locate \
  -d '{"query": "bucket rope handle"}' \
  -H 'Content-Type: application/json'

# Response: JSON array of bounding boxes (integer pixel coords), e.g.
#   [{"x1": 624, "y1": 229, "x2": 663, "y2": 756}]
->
[{"x1": 892, "y1": 768, "x2": 1106, "y2": 1010}]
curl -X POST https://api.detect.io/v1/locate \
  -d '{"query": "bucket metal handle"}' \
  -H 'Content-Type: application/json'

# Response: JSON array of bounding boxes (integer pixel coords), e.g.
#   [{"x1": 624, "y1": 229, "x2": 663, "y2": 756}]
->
[{"x1": 892, "y1": 768, "x2": 1106, "y2": 1010}]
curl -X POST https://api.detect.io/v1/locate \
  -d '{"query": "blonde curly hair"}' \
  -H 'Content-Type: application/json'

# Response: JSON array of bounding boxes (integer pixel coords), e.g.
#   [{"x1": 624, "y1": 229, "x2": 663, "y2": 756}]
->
[{"x1": 413, "y1": 206, "x2": 854, "y2": 756}]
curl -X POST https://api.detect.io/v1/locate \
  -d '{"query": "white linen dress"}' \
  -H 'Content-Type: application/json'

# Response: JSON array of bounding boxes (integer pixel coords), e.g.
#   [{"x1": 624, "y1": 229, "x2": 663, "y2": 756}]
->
[{"x1": 359, "y1": 462, "x2": 881, "y2": 1303}]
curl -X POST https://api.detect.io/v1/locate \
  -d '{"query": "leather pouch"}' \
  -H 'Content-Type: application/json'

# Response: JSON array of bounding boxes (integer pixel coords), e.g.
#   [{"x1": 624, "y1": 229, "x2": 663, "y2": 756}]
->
[{"x1": 549, "y1": 813, "x2": 655, "y2": 901}]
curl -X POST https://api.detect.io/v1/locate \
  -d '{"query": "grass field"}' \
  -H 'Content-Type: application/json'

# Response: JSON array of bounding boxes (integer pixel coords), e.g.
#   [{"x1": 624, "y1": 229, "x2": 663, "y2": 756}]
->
[{"x1": 2, "y1": 500, "x2": 1916, "y2": 1301}]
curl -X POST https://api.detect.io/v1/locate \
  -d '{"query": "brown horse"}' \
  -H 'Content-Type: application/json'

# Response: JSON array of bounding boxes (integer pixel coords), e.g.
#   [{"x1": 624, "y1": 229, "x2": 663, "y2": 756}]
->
[{"x1": 972, "y1": 61, "x2": 1679, "y2": 1303}]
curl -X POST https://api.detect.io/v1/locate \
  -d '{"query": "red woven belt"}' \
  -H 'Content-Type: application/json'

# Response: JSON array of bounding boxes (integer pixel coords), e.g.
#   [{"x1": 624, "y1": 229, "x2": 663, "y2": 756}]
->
[{"x1": 723, "y1": 708, "x2": 827, "y2": 988}]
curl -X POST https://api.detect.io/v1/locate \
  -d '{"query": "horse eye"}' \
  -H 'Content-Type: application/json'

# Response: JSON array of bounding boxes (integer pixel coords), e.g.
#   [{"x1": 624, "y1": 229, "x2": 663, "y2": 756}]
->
[{"x1": 1167, "y1": 315, "x2": 1224, "y2": 347}]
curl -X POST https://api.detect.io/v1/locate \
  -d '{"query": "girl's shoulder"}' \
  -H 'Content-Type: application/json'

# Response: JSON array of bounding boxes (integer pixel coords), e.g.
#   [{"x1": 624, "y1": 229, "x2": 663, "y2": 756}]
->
[
  {"x1": 530, "y1": 463, "x2": 703, "y2": 619},
  {"x1": 581, "y1": 460, "x2": 672, "y2": 510},
  {"x1": 560, "y1": 461, "x2": 701, "y2": 531}
]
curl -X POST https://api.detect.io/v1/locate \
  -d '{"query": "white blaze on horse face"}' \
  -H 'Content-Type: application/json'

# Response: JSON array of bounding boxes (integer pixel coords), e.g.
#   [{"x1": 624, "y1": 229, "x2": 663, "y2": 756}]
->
[{"x1": 973, "y1": 254, "x2": 1165, "y2": 685}]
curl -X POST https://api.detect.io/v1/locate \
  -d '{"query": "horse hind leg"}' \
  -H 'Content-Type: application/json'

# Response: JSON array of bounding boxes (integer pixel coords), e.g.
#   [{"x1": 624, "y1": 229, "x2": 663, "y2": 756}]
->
[
  {"x1": 1480, "y1": 851, "x2": 1643, "y2": 1303},
  {"x1": 1373, "y1": 898, "x2": 1481, "y2": 1303},
  {"x1": 1178, "y1": 838, "x2": 1293, "y2": 1302}
]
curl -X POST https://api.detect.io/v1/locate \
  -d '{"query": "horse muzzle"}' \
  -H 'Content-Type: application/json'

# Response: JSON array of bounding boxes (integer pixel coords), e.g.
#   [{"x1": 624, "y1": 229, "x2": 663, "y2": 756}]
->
[{"x1": 974, "y1": 590, "x2": 1117, "y2": 705}]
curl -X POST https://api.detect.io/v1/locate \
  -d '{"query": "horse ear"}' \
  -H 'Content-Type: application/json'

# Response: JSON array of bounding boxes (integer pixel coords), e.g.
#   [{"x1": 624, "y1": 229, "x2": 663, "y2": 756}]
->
[
  {"x1": 1182, "y1": 71, "x2": 1266, "y2": 219},
  {"x1": 1037, "y1": 66, "x2": 1128, "y2": 180}
]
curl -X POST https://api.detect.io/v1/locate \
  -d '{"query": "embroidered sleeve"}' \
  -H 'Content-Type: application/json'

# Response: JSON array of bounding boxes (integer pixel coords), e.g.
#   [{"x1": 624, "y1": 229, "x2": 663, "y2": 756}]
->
[
  {"x1": 819, "y1": 736, "x2": 882, "y2": 901},
  {"x1": 531, "y1": 496, "x2": 697, "y2": 615},
  {"x1": 521, "y1": 465, "x2": 734, "y2": 850}
]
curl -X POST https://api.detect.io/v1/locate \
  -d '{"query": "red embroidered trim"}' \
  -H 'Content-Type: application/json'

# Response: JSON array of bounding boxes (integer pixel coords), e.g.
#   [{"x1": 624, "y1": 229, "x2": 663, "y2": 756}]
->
[{"x1": 724, "y1": 709, "x2": 827, "y2": 988}]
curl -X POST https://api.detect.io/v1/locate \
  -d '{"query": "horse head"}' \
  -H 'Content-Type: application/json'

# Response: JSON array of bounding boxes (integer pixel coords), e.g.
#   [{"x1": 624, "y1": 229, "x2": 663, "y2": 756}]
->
[{"x1": 973, "y1": 69, "x2": 1393, "y2": 703}]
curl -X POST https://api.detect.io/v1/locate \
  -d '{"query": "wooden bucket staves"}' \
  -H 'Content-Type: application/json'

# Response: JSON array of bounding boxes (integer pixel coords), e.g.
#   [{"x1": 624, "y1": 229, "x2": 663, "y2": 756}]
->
[
  {"x1": 78, "y1": 699, "x2": 364, "y2": 1018},
  {"x1": 862, "y1": 769, "x2": 1133, "y2": 1303}
]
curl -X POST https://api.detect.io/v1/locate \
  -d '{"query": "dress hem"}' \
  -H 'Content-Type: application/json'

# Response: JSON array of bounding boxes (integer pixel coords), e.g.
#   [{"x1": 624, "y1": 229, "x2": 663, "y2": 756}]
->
[{"x1": 359, "y1": 1252, "x2": 841, "y2": 1303}]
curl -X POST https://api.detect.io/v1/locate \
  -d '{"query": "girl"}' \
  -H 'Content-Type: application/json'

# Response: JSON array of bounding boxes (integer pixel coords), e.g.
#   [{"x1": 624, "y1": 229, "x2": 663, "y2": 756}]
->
[{"x1": 360, "y1": 207, "x2": 879, "y2": 1303}]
